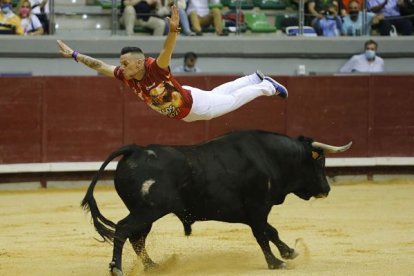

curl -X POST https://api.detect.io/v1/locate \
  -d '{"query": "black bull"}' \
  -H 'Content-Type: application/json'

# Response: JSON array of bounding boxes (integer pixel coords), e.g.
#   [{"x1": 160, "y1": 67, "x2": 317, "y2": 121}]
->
[{"x1": 82, "y1": 130, "x2": 351, "y2": 275}]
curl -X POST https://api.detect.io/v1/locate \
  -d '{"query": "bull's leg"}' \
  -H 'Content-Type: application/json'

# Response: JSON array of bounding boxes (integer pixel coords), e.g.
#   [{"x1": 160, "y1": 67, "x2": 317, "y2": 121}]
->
[
  {"x1": 266, "y1": 223, "x2": 298, "y2": 260},
  {"x1": 109, "y1": 215, "x2": 133, "y2": 276},
  {"x1": 129, "y1": 225, "x2": 158, "y2": 270},
  {"x1": 250, "y1": 224, "x2": 286, "y2": 269}
]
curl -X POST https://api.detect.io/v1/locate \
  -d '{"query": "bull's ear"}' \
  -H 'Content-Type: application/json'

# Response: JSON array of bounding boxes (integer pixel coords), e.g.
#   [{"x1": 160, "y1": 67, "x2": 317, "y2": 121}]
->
[{"x1": 312, "y1": 151, "x2": 319, "y2": 160}]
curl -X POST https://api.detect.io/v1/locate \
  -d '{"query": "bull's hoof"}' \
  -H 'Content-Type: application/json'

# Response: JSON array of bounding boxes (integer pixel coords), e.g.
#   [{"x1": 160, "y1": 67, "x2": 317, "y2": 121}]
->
[
  {"x1": 268, "y1": 261, "x2": 287, "y2": 270},
  {"x1": 111, "y1": 268, "x2": 123, "y2": 276},
  {"x1": 109, "y1": 261, "x2": 123, "y2": 276},
  {"x1": 143, "y1": 260, "x2": 159, "y2": 271},
  {"x1": 282, "y1": 249, "x2": 299, "y2": 260}
]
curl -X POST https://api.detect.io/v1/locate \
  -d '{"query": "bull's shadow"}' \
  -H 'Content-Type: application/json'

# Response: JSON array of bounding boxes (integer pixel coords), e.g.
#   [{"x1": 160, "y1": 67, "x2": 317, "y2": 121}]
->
[{"x1": 81, "y1": 129, "x2": 351, "y2": 276}]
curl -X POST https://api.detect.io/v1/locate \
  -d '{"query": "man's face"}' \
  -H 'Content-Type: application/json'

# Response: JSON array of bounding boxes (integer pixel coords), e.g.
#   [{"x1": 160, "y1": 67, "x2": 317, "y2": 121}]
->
[
  {"x1": 349, "y1": 2, "x2": 360, "y2": 12},
  {"x1": 119, "y1": 53, "x2": 144, "y2": 80},
  {"x1": 185, "y1": 57, "x2": 196, "y2": 69},
  {"x1": 366, "y1": 43, "x2": 377, "y2": 52}
]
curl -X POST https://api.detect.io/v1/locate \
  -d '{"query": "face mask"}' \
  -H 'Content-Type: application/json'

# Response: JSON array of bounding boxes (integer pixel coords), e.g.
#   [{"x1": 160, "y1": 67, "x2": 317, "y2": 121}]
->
[
  {"x1": 365, "y1": 50, "x2": 376, "y2": 60},
  {"x1": 19, "y1": 7, "x2": 30, "y2": 17},
  {"x1": 1, "y1": 3, "x2": 12, "y2": 14},
  {"x1": 184, "y1": 65, "x2": 196, "y2": 72}
]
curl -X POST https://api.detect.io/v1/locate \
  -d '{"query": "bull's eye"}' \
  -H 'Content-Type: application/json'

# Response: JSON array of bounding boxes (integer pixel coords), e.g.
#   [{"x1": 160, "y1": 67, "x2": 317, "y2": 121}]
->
[{"x1": 312, "y1": 151, "x2": 319, "y2": 159}]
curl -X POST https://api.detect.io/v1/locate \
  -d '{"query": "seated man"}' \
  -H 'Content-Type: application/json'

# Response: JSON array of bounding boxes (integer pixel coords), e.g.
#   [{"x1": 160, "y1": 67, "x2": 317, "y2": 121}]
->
[
  {"x1": 120, "y1": 0, "x2": 167, "y2": 36},
  {"x1": 339, "y1": 39, "x2": 384, "y2": 73},
  {"x1": 186, "y1": 0, "x2": 228, "y2": 36},
  {"x1": 308, "y1": 0, "x2": 342, "y2": 36},
  {"x1": 0, "y1": 0, "x2": 24, "y2": 34},
  {"x1": 342, "y1": 0, "x2": 384, "y2": 35}
]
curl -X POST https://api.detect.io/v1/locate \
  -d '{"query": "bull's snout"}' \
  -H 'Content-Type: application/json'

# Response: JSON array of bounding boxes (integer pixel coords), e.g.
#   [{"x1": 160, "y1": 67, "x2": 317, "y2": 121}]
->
[
  {"x1": 314, "y1": 193, "x2": 329, "y2": 198},
  {"x1": 315, "y1": 185, "x2": 330, "y2": 198}
]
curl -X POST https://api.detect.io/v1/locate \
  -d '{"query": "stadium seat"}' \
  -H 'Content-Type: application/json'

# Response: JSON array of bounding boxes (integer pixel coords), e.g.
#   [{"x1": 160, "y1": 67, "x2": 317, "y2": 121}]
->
[
  {"x1": 221, "y1": 0, "x2": 254, "y2": 9},
  {"x1": 285, "y1": 26, "x2": 317, "y2": 36},
  {"x1": 99, "y1": 0, "x2": 120, "y2": 9},
  {"x1": 256, "y1": 0, "x2": 287, "y2": 9},
  {"x1": 245, "y1": 13, "x2": 276, "y2": 33}
]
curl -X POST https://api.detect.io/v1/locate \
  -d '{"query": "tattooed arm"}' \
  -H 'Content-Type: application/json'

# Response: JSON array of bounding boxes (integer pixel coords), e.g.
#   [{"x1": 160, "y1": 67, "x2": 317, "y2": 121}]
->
[{"x1": 57, "y1": 40, "x2": 116, "y2": 77}]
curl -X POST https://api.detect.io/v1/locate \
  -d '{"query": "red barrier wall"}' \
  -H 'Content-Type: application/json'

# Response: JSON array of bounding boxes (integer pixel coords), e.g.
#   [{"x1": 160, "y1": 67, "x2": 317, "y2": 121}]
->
[{"x1": 1, "y1": 75, "x2": 413, "y2": 164}]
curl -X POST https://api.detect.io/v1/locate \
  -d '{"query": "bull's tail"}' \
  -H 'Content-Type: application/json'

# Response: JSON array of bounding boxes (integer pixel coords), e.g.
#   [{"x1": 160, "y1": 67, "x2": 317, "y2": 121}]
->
[{"x1": 81, "y1": 144, "x2": 139, "y2": 243}]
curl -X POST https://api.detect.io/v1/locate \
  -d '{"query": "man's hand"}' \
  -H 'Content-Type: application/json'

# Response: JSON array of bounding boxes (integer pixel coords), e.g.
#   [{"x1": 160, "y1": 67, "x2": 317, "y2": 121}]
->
[
  {"x1": 168, "y1": 5, "x2": 180, "y2": 33},
  {"x1": 57, "y1": 40, "x2": 73, "y2": 58}
]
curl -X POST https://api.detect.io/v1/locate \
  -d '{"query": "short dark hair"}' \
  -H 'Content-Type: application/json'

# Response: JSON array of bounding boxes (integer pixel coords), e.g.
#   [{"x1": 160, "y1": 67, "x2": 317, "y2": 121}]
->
[
  {"x1": 184, "y1": 52, "x2": 197, "y2": 61},
  {"x1": 120, "y1": 47, "x2": 144, "y2": 55},
  {"x1": 364, "y1": 39, "x2": 378, "y2": 49}
]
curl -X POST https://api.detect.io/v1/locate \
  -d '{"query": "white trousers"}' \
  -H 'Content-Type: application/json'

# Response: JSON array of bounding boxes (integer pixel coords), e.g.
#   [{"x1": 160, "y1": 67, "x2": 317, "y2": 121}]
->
[{"x1": 182, "y1": 73, "x2": 276, "y2": 122}]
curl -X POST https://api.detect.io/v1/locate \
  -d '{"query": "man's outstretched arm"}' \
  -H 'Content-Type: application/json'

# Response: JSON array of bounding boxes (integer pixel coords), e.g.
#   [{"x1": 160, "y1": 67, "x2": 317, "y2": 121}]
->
[
  {"x1": 156, "y1": 4, "x2": 180, "y2": 69},
  {"x1": 57, "y1": 40, "x2": 116, "y2": 77}
]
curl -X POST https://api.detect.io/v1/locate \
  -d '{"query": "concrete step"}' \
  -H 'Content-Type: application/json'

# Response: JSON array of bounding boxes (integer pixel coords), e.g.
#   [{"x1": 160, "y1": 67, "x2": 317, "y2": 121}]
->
[
  {"x1": 55, "y1": 5, "x2": 108, "y2": 15},
  {"x1": 54, "y1": 0, "x2": 96, "y2": 6},
  {"x1": 54, "y1": 29, "x2": 113, "y2": 37},
  {"x1": 54, "y1": 14, "x2": 112, "y2": 30}
]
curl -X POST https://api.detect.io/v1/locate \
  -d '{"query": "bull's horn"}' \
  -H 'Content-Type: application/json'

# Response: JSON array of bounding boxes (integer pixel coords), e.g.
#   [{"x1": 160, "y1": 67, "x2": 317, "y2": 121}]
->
[{"x1": 311, "y1": 141, "x2": 352, "y2": 153}]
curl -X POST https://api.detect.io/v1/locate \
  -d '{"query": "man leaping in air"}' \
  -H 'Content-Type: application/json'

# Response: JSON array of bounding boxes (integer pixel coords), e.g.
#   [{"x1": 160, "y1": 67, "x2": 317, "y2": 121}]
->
[{"x1": 57, "y1": 5, "x2": 287, "y2": 122}]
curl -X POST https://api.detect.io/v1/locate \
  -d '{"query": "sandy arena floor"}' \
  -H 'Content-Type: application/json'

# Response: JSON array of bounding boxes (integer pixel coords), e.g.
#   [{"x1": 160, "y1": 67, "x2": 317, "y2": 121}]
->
[{"x1": 1, "y1": 179, "x2": 414, "y2": 276}]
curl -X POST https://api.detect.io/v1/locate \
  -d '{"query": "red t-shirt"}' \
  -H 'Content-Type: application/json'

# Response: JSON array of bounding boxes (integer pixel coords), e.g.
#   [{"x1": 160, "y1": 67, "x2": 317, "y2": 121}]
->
[{"x1": 114, "y1": 57, "x2": 193, "y2": 120}]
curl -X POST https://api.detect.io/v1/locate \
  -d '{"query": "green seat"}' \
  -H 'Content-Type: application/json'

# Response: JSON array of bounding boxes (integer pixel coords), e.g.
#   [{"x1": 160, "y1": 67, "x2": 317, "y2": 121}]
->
[
  {"x1": 274, "y1": 13, "x2": 297, "y2": 29},
  {"x1": 258, "y1": 0, "x2": 287, "y2": 9},
  {"x1": 99, "y1": 0, "x2": 120, "y2": 9},
  {"x1": 221, "y1": 0, "x2": 254, "y2": 9},
  {"x1": 209, "y1": 3, "x2": 224, "y2": 9},
  {"x1": 133, "y1": 26, "x2": 152, "y2": 33},
  {"x1": 245, "y1": 13, "x2": 276, "y2": 32}
]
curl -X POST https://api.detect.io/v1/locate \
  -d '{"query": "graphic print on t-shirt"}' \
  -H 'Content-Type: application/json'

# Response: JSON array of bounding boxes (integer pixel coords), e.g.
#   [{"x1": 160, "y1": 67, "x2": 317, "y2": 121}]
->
[{"x1": 147, "y1": 80, "x2": 184, "y2": 118}]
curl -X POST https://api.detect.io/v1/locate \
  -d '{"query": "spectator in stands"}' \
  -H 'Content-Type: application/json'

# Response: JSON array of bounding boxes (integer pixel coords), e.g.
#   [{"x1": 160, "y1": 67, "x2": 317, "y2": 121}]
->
[
  {"x1": 157, "y1": 0, "x2": 195, "y2": 36},
  {"x1": 309, "y1": 2, "x2": 342, "y2": 36},
  {"x1": 342, "y1": 0, "x2": 384, "y2": 35},
  {"x1": 339, "y1": 39, "x2": 384, "y2": 73},
  {"x1": 18, "y1": 0, "x2": 43, "y2": 35},
  {"x1": 341, "y1": 0, "x2": 360, "y2": 14},
  {"x1": 57, "y1": 6, "x2": 287, "y2": 122},
  {"x1": 27, "y1": 0, "x2": 49, "y2": 34},
  {"x1": 367, "y1": 0, "x2": 413, "y2": 35},
  {"x1": 0, "y1": 0, "x2": 23, "y2": 34},
  {"x1": 173, "y1": 52, "x2": 201, "y2": 73},
  {"x1": 187, "y1": 0, "x2": 228, "y2": 36},
  {"x1": 120, "y1": 0, "x2": 167, "y2": 36}
]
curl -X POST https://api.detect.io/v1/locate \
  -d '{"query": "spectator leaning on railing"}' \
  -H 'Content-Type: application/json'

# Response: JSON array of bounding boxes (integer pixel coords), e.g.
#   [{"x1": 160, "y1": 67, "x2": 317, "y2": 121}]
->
[
  {"x1": 0, "y1": 0, "x2": 23, "y2": 34},
  {"x1": 339, "y1": 40, "x2": 385, "y2": 73}
]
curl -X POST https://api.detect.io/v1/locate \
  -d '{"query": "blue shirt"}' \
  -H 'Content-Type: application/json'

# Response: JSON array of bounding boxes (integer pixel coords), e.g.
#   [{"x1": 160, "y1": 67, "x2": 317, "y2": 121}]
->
[
  {"x1": 367, "y1": 0, "x2": 400, "y2": 17},
  {"x1": 342, "y1": 12, "x2": 375, "y2": 36}
]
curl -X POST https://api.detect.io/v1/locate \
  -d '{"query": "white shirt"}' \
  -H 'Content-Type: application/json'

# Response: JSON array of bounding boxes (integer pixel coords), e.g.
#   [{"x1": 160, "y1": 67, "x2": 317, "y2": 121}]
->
[
  {"x1": 187, "y1": 0, "x2": 220, "y2": 16},
  {"x1": 21, "y1": 14, "x2": 42, "y2": 33},
  {"x1": 173, "y1": 65, "x2": 201, "y2": 73},
  {"x1": 340, "y1": 53, "x2": 384, "y2": 73},
  {"x1": 29, "y1": 0, "x2": 49, "y2": 14}
]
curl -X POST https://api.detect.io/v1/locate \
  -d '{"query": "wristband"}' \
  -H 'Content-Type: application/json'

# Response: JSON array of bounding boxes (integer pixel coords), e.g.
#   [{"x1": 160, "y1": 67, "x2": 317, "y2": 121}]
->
[{"x1": 72, "y1": 50, "x2": 79, "y2": 62}]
